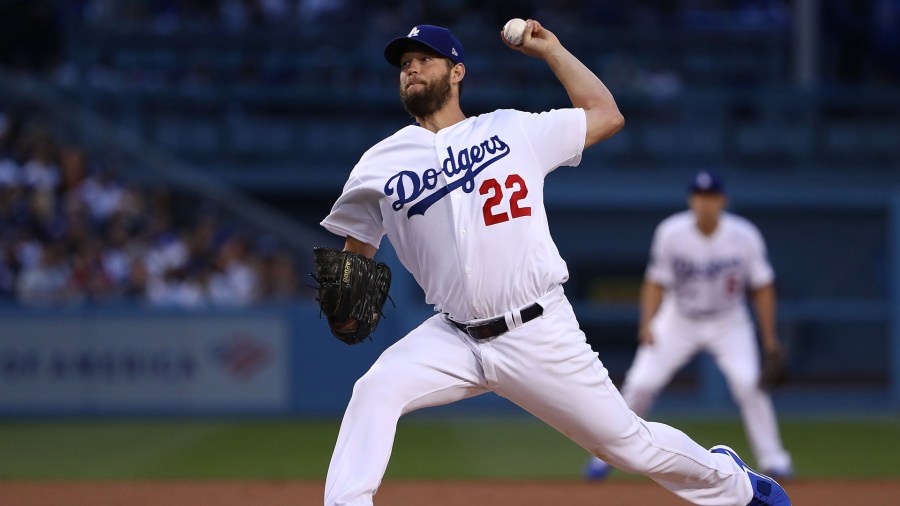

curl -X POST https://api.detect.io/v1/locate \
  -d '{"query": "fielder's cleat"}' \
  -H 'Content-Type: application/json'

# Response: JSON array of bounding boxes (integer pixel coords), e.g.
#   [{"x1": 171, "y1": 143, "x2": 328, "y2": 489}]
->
[
  {"x1": 583, "y1": 456, "x2": 612, "y2": 481},
  {"x1": 711, "y1": 445, "x2": 791, "y2": 506},
  {"x1": 762, "y1": 466, "x2": 794, "y2": 482}
]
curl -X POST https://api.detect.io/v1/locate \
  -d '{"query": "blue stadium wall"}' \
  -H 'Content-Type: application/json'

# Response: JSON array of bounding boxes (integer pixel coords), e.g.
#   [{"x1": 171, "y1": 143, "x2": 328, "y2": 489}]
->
[{"x1": 2, "y1": 200, "x2": 898, "y2": 418}]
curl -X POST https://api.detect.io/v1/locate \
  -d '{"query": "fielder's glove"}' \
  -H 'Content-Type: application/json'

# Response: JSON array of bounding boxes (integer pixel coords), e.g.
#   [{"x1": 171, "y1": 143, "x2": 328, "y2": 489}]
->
[
  {"x1": 311, "y1": 247, "x2": 392, "y2": 345},
  {"x1": 759, "y1": 346, "x2": 789, "y2": 389}
]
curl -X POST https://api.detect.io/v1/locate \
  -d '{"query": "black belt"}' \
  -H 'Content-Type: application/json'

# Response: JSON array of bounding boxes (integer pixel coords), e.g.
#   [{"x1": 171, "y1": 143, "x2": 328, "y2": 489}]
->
[{"x1": 449, "y1": 303, "x2": 543, "y2": 340}]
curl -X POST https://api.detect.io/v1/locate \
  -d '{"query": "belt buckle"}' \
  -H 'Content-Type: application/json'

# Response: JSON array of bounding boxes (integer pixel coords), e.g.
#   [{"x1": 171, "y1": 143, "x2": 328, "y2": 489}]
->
[
  {"x1": 466, "y1": 319, "x2": 506, "y2": 340},
  {"x1": 466, "y1": 324, "x2": 491, "y2": 340}
]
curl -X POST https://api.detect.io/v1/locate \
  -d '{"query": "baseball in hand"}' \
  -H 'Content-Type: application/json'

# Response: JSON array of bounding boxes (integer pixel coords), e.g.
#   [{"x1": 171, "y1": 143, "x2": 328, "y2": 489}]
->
[{"x1": 503, "y1": 18, "x2": 527, "y2": 46}]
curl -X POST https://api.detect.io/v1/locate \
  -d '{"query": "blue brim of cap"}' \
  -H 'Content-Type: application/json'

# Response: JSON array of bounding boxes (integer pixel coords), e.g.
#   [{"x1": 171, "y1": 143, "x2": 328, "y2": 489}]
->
[
  {"x1": 689, "y1": 185, "x2": 726, "y2": 194},
  {"x1": 384, "y1": 37, "x2": 439, "y2": 67}
]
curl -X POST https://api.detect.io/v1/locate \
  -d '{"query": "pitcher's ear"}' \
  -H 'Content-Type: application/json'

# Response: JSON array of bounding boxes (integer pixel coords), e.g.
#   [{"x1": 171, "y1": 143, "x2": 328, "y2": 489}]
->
[{"x1": 452, "y1": 63, "x2": 465, "y2": 84}]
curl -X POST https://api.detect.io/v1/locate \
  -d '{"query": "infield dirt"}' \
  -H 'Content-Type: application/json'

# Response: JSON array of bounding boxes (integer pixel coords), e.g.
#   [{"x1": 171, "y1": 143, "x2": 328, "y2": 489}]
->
[{"x1": 2, "y1": 479, "x2": 899, "y2": 505}]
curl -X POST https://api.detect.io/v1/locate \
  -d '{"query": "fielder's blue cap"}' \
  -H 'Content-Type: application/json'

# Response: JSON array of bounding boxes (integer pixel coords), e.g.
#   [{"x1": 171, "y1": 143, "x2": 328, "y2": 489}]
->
[
  {"x1": 384, "y1": 25, "x2": 465, "y2": 67},
  {"x1": 688, "y1": 170, "x2": 726, "y2": 194}
]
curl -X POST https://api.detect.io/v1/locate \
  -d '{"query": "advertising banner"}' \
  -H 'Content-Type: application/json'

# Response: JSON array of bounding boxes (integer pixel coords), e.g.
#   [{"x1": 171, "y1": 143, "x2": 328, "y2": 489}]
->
[{"x1": 0, "y1": 313, "x2": 289, "y2": 413}]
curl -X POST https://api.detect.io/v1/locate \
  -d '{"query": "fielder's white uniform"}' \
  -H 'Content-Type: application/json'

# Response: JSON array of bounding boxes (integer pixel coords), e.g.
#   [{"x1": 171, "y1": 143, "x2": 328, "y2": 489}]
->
[
  {"x1": 321, "y1": 109, "x2": 754, "y2": 505},
  {"x1": 622, "y1": 210, "x2": 792, "y2": 472}
]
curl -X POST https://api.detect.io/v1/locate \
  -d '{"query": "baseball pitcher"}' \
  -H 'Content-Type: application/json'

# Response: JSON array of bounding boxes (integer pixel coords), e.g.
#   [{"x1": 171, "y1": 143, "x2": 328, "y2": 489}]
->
[{"x1": 314, "y1": 21, "x2": 791, "y2": 506}]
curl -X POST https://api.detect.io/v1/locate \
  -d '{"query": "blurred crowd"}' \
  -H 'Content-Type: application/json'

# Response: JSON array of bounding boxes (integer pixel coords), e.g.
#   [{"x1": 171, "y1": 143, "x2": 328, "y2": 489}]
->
[
  {"x1": 0, "y1": 0, "x2": 896, "y2": 309},
  {"x1": 55, "y1": 0, "x2": 795, "y2": 33},
  {"x1": 0, "y1": 107, "x2": 302, "y2": 308},
  {"x1": 0, "y1": 0, "x2": 890, "y2": 103},
  {"x1": 0, "y1": 0, "x2": 796, "y2": 114},
  {"x1": 2, "y1": 1, "x2": 897, "y2": 88}
]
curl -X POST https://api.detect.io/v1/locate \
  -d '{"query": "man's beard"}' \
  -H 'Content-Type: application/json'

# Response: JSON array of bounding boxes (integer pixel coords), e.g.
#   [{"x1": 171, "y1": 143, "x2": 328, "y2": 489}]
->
[{"x1": 400, "y1": 72, "x2": 452, "y2": 119}]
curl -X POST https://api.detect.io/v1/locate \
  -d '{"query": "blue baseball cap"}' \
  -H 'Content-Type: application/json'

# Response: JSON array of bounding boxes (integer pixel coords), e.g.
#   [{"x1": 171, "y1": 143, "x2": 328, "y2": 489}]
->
[
  {"x1": 688, "y1": 170, "x2": 726, "y2": 194},
  {"x1": 384, "y1": 25, "x2": 465, "y2": 67}
]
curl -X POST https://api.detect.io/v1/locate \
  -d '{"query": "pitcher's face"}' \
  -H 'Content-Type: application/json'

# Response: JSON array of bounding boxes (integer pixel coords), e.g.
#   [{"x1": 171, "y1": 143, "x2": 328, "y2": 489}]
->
[{"x1": 399, "y1": 51, "x2": 454, "y2": 118}]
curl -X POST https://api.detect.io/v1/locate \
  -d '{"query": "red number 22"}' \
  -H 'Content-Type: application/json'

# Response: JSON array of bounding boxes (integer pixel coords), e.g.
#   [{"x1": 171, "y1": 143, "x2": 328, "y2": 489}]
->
[{"x1": 479, "y1": 174, "x2": 531, "y2": 226}]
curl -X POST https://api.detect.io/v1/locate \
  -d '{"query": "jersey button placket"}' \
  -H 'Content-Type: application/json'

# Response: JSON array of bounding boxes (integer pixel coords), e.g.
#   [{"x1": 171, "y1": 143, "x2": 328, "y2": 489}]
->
[
  {"x1": 460, "y1": 227, "x2": 468, "y2": 273},
  {"x1": 438, "y1": 140, "x2": 474, "y2": 315}
]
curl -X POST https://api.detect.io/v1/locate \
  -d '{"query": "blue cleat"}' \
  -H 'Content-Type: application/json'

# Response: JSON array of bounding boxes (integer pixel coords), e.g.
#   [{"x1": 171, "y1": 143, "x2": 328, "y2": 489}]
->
[
  {"x1": 762, "y1": 466, "x2": 794, "y2": 482},
  {"x1": 583, "y1": 456, "x2": 612, "y2": 481},
  {"x1": 711, "y1": 445, "x2": 791, "y2": 506}
]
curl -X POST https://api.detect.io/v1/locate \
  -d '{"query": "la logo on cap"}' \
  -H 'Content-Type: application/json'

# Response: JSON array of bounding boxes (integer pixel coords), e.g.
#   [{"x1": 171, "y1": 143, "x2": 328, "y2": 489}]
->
[
  {"x1": 408, "y1": 27, "x2": 420, "y2": 37},
  {"x1": 696, "y1": 172, "x2": 712, "y2": 189}
]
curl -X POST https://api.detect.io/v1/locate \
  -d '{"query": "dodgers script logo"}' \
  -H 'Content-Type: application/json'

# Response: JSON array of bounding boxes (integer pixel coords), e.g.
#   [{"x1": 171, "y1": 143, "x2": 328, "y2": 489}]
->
[
  {"x1": 672, "y1": 256, "x2": 741, "y2": 283},
  {"x1": 385, "y1": 135, "x2": 510, "y2": 217}
]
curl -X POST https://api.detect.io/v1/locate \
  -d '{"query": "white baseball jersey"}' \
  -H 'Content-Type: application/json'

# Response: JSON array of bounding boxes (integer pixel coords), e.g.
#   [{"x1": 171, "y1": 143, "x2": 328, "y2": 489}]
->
[
  {"x1": 321, "y1": 108, "x2": 585, "y2": 322},
  {"x1": 323, "y1": 110, "x2": 762, "y2": 506},
  {"x1": 646, "y1": 210, "x2": 774, "y2": 318}
]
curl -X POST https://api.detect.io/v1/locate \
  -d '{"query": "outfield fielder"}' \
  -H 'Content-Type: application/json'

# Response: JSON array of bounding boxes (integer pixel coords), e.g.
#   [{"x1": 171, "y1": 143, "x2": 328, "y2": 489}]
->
[
  {"x1": 320, "y1": 21, "x2": 790, "y2": 506},
  {"x1": 586, "y1": 171, "x2": 794, "y2": 480}
]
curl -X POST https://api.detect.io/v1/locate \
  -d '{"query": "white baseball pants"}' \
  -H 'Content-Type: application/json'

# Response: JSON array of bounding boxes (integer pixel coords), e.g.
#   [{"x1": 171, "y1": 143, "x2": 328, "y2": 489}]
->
[
  {"x1": 324, "y1": 286, "x2": 753, "y2": 505},
  {"x1": 622, "y1": 301, "x2": 792, "y2": 472}
]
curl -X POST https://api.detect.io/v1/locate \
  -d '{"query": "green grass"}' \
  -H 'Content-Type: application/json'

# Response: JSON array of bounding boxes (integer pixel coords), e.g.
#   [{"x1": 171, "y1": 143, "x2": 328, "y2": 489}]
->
[
  {"x1": 0, "y1": 419, "x2": 338, "y2": 480},
  {"x1": 0, "y1": 416, "x2": 897, "y2": 480}
]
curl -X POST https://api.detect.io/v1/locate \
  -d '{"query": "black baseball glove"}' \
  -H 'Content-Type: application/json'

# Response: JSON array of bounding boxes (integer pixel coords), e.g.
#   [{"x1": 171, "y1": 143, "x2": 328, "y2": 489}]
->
[
  {"x1": 759, "y1": 346, "x2": 789, "y2": 389},
  {"x1": 311, "y1": 247, "x2": 392, "y2": 345}
]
